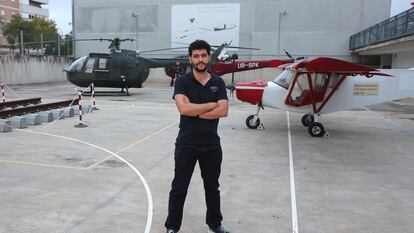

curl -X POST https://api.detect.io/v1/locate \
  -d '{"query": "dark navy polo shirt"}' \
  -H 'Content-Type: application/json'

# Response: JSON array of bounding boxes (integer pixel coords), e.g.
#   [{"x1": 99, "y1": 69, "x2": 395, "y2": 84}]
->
[{"x1": 173, "y1": 72, "x2": 228, "y2": 147}]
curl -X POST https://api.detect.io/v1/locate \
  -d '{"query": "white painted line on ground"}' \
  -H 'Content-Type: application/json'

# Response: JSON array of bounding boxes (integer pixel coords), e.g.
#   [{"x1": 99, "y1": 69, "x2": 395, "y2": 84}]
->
[
  {"x1": 15, "y1": 129, "x2": 153, "y2": 233},
  {"x1": 287, "y1": 111, "x2": 299, "y2": 233}
]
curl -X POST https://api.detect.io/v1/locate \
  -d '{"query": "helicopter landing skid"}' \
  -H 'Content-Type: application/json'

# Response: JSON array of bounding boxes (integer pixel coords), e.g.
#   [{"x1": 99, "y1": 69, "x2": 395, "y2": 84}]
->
[{"x1": 82, "y1": 90, "x2": 131, "y2": 96}]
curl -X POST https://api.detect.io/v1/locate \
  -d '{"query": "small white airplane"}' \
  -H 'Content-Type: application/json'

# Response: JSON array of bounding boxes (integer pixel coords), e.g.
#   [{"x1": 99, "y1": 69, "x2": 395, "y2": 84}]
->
[{"x1": 232, "y1": 57, "x2": 414, "y2": 137}]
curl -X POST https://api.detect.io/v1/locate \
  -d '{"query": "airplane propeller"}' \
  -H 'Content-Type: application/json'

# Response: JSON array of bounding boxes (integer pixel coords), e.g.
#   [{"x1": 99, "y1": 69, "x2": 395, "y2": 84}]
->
[
  {"x1": 227, "y1": 53, "x2": 239, "y2": 103},
  {"x1": 284, "y1": 49, "x2": 305, "y2": 61}
]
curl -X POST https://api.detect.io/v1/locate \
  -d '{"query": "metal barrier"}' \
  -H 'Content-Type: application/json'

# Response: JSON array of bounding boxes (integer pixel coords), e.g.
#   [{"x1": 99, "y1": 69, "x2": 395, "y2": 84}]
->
[{"x1": 350, "y1": 8, "x2": 414, "y2": 50}]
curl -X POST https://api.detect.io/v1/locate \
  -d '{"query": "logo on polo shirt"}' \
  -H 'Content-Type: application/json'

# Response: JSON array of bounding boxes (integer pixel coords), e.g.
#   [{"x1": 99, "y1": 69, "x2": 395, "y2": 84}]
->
[{"x1": 210, "y1": 86, "x2": 219, "y2": 92}]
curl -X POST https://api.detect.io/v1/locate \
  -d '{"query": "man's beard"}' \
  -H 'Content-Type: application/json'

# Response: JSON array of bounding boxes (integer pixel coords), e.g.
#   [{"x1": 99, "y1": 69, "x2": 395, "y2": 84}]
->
[{"x1": 192, "y1": 62, "x2": 208, "y2": 73}]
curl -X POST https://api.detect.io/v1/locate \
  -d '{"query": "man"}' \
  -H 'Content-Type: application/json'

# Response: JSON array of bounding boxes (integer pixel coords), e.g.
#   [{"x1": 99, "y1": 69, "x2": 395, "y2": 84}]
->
[{"x1": 165, "y1": 40, "x2": 230, "y2": 233}]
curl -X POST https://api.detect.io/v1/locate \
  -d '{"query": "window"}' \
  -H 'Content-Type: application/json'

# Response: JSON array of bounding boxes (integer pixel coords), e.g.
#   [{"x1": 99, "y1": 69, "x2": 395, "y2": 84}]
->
[
  {"x1": 289, "y1": 73, "x2": 310, "y2": 103},
  {"x1": 98, "y1": 58, "x2": 107, "y2": 69},
  {"x1": 274, "y1": 70, "x2": 294, "y2": 89},
  {"x1": 0, "y1": 10, "x2": 5, "y2": 16},
  {"x1": 84, "y1": 58, "x2": 96, "y2": 73},
  {"x1": 68, "y1": 56, "x2": 87, "y2": 72},
  {"x1": 11, "y1": 11, "x2": 16, "y2": 15},
  {"x1": 312, "y1": 73, "x2": 329, "y2": 92}
]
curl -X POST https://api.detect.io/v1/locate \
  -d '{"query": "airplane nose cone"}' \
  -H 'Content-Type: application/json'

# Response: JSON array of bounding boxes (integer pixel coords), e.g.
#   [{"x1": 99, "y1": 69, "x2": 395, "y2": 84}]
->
[{"x1": 233, "y1": 81, "x2": 268, "y2": 105}]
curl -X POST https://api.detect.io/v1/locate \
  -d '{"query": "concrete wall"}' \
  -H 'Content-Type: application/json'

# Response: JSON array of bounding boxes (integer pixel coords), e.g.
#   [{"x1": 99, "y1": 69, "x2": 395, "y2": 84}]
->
[
  {"x1": 74, "y1": 0, "x2": 391, "y2": 60},
  {"x1": 0, "y1": 56, "x2": 71, "y2": 85},
  {"x1": 392, "y1": 52, "x2": 414, "y2": 69},
  {"x1": 0, "y1": 55, "x2": 276, "y2": 86}
]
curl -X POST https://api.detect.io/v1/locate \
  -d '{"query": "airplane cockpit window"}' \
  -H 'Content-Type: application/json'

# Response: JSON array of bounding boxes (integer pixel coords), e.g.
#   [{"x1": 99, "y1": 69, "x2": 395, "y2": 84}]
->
[
  {"x1": 274, "y1": 70, "x2": 293, "y2": 89},
  {"x1": 312, "y1": 73, "x2": 329, "y2": 92},
  {"x1": 286, "y1": 72, "x2": 330, "y2": 106},
  {"x1": 329, "y1": 73, "x2": 340, "y2": 88},
  {"x1": 68, "y1": 56, "x2": 87, "y2": 72},
  {"x1": 98, "y1": 58, "x2": 107, "y2": 69},
  {"x1": 289, "y1": 73, "x2": 310, "y2": 103},
  {"x1": 84, "y1": 58, "x2": 96, "y2": 73}
]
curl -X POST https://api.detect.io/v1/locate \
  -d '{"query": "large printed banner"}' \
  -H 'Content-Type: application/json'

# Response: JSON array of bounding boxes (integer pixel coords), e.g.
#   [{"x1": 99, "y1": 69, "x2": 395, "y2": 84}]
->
[{"x1": 171, "y1": 3, "x2": 240, "y2": 49}]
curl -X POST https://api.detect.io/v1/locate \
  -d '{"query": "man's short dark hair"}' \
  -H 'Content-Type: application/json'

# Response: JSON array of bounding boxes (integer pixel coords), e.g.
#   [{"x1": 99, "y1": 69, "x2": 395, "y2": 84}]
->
[{"x1": 188, "y1": 40, "x2": 211, "y2": 56}]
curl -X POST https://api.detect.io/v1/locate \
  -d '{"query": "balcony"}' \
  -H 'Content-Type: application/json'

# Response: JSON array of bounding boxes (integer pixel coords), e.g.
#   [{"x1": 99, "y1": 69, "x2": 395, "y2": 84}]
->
[
  {"x1": 350, "y1": 8, "x2": 414, "y2": 50},
  {"x1": 31, "y1": 0, "x2": 48, "y2": 4},
  {"x1": 20, "y1": 4, "x2": 49, "y2": 17}
]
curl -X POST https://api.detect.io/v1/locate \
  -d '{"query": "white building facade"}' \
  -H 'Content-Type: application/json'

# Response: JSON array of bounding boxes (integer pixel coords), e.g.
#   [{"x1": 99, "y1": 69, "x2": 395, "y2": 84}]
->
[{"x1": 73, "y1": 0, "x2": 391, "y2": 61}]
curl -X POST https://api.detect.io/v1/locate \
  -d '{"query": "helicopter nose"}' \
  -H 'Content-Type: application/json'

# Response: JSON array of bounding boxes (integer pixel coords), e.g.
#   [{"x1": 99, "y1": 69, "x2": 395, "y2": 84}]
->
[
  {"x1": 64, "y1": 69, "x2": 75, "y2": 74},
  {"x1": 65, "y1": 69, "x2": 76, "y2": 81}
]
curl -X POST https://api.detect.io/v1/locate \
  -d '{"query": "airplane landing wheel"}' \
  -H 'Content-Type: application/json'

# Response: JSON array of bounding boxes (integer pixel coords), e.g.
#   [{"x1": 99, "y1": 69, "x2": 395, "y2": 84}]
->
[
  {"x1": 246, "y1": 115, "x2": 260, "y2": 129},
  {"x1": 301, "y1": 114, "x2": 314, "y2": 127},
  {"x1": 308, "y1": 122, "x2": 325, "y2": 137}
]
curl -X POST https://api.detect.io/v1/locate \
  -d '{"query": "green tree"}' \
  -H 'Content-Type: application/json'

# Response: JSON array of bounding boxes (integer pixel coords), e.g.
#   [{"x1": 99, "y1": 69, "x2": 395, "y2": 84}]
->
[
  {"x1": 2, "y1": 15, "x2": 59, "y2": 54},
  {"x1": 61, "y1": 33, "x2": 73, "y2": 56},
  {"x1": 2, "y1": 15, "x2": 32, "y2": 51},
  {"x1": 30, "y1": 16, "x2": 59, "y2": 54}
]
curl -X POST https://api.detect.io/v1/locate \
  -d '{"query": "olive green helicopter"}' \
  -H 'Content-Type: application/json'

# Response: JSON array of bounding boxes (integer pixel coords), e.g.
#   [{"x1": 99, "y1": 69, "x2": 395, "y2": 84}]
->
[{"x1": 65, "y1": 38, "x2": 241, "y2": 95}]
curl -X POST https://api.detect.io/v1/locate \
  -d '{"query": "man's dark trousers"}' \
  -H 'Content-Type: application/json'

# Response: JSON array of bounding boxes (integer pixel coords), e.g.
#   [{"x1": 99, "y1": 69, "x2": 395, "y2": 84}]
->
[{"x1": 165, "y1": 146, "x2": 223, "y2": 231}]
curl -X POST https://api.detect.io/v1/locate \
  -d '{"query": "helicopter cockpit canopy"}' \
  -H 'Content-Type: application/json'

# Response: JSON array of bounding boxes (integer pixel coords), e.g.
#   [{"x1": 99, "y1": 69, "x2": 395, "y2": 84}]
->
[{"x1": 68, "y1": 56, "x2": 87, "y2": 73}]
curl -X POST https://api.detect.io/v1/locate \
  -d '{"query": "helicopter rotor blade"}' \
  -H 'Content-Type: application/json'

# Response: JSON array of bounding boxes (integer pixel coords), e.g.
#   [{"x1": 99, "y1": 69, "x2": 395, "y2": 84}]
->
[
  {"x1": 139, "y1": 47, "x2": 189, "y2": 54},
  {"x1": 171, "y1": 41, "x2": 190, "y2": 46},
  {"x1": 229, "y1": 46, "x2": 259, "y2": 50},
  {"x1": 73, "y1": 38, "x2": 135, "y2": 42},
  {"x1": 119, "y1": 38, "x2": 135, "y2": 42},
  {"x1": 211, "y1": 45, "x2": 259, "y2": 51}
]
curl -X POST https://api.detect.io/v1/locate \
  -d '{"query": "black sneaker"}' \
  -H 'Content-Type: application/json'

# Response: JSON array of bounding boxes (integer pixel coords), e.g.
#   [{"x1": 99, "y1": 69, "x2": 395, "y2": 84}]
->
[
  {"x1": 166, "y1": 229, "x2": 177, "y2": 233},
  {"x1": 208, "y1": 225, "x2": 230, "y2": 233}
]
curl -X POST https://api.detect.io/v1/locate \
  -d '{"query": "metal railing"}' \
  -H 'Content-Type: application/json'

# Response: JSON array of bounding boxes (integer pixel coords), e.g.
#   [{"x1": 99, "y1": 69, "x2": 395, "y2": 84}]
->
[{"x1": 350, "y1": 7, "x2": 414, "y2": 50}]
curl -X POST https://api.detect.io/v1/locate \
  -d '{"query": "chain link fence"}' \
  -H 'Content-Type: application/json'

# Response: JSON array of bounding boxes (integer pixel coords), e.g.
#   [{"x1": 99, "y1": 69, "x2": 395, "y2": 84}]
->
[{"x1": 0, "y1": 30, "x2": 73, "y2": 57}]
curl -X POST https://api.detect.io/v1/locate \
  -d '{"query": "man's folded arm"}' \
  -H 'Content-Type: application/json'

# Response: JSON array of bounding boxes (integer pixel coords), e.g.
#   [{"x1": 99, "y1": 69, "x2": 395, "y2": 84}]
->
[
  {"x1": 199, "y1": 99, "x2": 229, "y2": 120},
  {"x1": 174, "y1": 94, "x2": 217, "y2": 117}
]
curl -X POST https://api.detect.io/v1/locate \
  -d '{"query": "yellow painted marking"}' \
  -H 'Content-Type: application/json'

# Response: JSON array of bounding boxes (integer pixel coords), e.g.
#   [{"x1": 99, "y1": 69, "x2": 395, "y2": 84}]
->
[
  {"x1": 0, "y1": 159, "x2": 87, "y2": 170},
  {"x1": 86, "y1": 121, "x2": 178, "y2": 169}
]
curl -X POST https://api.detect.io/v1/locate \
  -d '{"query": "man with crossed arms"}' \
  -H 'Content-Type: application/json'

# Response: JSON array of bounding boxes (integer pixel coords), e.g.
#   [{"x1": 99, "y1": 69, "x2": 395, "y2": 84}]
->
[{"x1": 165, "y1": 40, "x2": 230, "y2": 233}]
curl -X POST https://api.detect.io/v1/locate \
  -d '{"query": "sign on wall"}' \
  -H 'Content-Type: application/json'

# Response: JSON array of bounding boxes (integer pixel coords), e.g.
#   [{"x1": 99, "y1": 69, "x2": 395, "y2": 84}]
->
[{"x1": 171, "y1": 3, "x2": 240, "y2": 49}]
